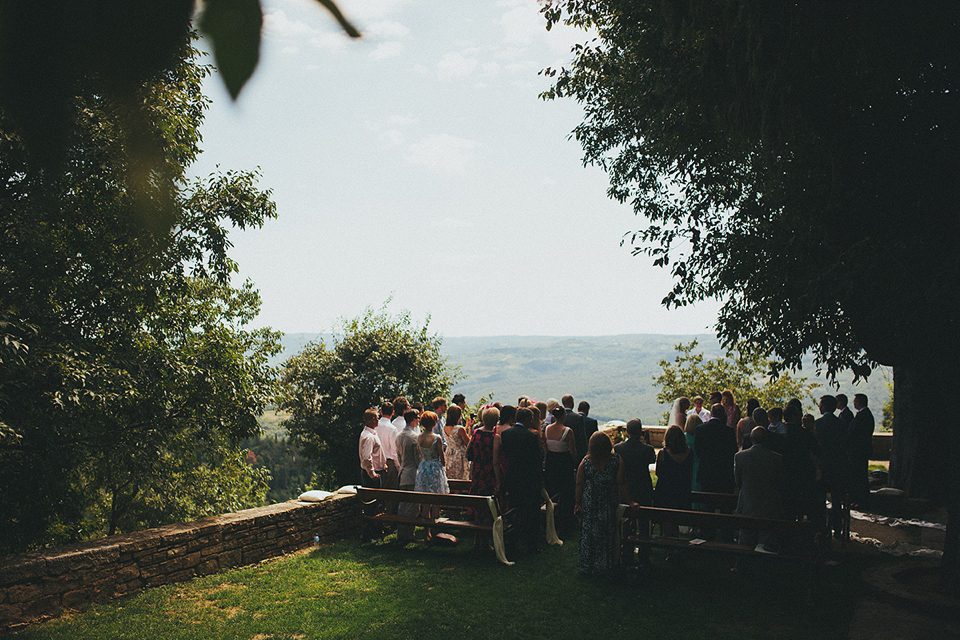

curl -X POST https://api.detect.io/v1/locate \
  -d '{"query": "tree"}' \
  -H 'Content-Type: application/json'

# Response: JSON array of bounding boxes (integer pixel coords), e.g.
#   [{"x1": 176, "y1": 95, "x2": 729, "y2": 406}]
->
[
  {"x1": 0, "y1": 39, "x2": 280, "y2": 552},
  {"x1": 279, "y1": 305, "x2": 460, "y2": 487},
  {"x1": 542, "y1": 1, "x2": 960, "y2": 589},
  {"x1": 654, "y1": 341, "x2": 818, "y2": 422},
  {"x1": 0, "y1": 1, "x2": 358, "y2": 226}
]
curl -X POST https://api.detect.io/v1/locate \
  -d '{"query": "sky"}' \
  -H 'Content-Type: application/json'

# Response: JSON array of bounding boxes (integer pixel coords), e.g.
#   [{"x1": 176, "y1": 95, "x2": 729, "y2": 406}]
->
[{"x1": 190, "y1": 0, "x2": 723, "y2": 337}]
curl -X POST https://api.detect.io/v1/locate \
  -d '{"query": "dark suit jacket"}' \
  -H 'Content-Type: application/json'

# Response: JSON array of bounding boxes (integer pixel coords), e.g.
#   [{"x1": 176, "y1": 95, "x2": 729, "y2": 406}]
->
[
  {"x1": 564, "y1": 410, "x2": 587, "y2": 465},
  {"x1": 500, "y1": 423, "x2": 543, "y2": 503},
  {"x1": 735, "y1": 443, "x2": 784, "y2": 519},
  {"x1": 694, "y1": 418, "x2": 738, "y2": 493},
  {"x1": 815, "y1": 412, "x2": 846, "y2": 490},
  {"x1": 847, "y1": 407, "x2": 875, "y2": 459},
  {"x1": 838, "y1": 406, "x2": 854, "y2": 426},
  {"x1": 581, "y1": 413, "x2": 599, "y2": 444},
  {"x1": 615, "y1": 437, "x2": 655, "y2": 504}
]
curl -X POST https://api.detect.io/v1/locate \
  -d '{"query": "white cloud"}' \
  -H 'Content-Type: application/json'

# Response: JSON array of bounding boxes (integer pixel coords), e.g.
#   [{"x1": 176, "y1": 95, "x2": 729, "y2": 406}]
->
[
  {"x1": 309, "y1": 30, "x2": 354, "y2": 52},
  {"x1": 337, "y1": 0, "x2": 410, "y2": 21},
  {"x1": 379, "y1": 129, "x2": 405, "y2": 149},
  {"x1": 365, "y1": 20, "x2": 410, "y2": 38},
  {"x1": 499, "y1": 4, "x2": 544, "y2": 45},
  {"x1": 388, "y1": 115, "x2": 418, "y2": 126},
  {"x1": 437, "y1": 51, "x2": 478, "y2": 80},
  {"x1": 370, "y1": 41, "x2": 403, "y2": 60},
  {"x1": 481, "y1": 62, "x2": 500, "y2": 78},
  {"x1": 264, "y1": 9, "x2": 321, "y2": 40},
  {"x1": 405, "y1": 134, "x2": 482, "y2": 175}
]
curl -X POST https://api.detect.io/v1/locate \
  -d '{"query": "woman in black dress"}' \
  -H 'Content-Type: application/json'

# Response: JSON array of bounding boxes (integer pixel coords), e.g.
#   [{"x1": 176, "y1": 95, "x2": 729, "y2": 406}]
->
[{"x1": 653, "y1": 425, "x2": 693, "y2": 537}]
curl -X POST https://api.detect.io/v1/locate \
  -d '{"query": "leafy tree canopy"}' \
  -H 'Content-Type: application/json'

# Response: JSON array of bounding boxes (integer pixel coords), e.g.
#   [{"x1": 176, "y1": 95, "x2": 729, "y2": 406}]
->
[
  {"x1": 279, "y1": 304, "x2": 460, "y2": 487},
  {"x1": 541, "y1": 1, "x2": 960, "y2": 380},
  {"x1": 0, "y1": 0, "x2": 358, "y2": 226},
  {"x1": 654, "y1": 341, "x2": 819, "y2": 422},
  {"x1": 0, "y1": 38, "x2": 280, "y2": 553}
]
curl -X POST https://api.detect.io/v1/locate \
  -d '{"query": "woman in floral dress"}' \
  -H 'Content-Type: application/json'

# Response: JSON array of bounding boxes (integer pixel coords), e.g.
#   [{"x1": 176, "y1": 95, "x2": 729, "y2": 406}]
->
[
  {"x1": 575, "y1": 431, "x2": 633, "y2": 576},
  {"x1": 466, "y1": 406, "x2": 500, "y2": 550},
  {"x1": 443, "y1": 406, "x2": 471, "y2": 480}
]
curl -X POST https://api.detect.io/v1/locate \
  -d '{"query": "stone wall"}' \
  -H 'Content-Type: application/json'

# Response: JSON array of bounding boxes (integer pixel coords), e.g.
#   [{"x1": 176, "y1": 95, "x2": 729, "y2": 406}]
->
[{"x1": 0, "y1": 493, "x2": 359, "y2": 632}]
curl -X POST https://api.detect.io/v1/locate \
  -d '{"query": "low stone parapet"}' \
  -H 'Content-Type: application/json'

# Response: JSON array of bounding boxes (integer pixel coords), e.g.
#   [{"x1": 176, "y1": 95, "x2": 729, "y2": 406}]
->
[{"x1": 0, "y1": 493, "x2": 359, "y2": 632}]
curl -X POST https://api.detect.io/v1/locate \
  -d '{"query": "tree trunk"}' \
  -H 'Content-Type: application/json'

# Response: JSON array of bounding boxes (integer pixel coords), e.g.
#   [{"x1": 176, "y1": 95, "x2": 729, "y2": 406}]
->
[{"x1": 889, "y1": 362, "x2": 959, "y2": 594}]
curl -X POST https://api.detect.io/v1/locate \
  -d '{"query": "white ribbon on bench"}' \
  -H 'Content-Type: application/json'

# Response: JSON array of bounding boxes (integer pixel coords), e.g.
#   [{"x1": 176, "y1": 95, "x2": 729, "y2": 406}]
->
[
  {"x1": 487, "y1": 497, "x2": 514, "y2": 566},
  {"x1": 542, "y1": 488, "x2": 563, "y2": 547}
]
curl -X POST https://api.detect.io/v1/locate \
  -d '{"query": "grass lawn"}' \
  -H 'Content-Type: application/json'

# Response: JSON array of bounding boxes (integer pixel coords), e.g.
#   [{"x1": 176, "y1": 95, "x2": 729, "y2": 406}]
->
[{"x1": 11, "y1": 533, "x2": 869, "y2": 640}]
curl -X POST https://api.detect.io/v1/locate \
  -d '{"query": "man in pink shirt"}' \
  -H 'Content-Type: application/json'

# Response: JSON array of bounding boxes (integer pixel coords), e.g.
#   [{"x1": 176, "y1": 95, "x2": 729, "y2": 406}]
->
[{"x1": 359, "y1": 409, "x2": 386, "y2": 542}]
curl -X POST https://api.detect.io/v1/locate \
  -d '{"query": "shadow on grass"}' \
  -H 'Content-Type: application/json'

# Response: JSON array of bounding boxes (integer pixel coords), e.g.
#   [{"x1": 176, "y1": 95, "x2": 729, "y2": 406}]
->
[{"x1": 11, "y1": 533, "x2": 870, "y2": 640}]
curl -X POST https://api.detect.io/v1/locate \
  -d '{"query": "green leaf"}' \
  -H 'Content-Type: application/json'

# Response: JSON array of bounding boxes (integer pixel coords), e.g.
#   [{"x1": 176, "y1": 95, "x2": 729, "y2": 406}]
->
[
  {"x1": 314, "y1": 0, "x2": 362, "y2": 38},
  {"x1": 199, "y1": 0, "x2": 264, "y2": 100}
]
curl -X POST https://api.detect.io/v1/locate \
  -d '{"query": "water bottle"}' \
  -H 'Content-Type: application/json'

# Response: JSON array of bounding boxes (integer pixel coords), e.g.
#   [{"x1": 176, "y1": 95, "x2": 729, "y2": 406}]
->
[{"x1": 313, "y1": 533, "x2": 320, "y2": 546}]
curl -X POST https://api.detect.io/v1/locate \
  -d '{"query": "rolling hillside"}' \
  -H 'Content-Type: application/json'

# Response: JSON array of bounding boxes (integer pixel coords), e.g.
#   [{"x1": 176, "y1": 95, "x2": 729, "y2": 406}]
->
[{"x1": 274, "y1": 333, "x2": 890, "y2": 426}]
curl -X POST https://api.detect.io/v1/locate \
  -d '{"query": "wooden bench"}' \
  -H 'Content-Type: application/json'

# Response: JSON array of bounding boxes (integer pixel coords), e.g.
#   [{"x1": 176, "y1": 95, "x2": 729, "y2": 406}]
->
[
  {"x1": 620, "y1": 505, "x2": 825, "y2": 598},
  {"x1": 356, "y1": 487, "x2": 517, "y2": 565}
]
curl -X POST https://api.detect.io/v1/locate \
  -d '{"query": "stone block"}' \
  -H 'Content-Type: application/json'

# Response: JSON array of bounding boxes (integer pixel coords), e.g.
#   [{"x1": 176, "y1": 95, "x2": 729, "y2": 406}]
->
[
  {"x1": 219, "y1": 550, "x2": 242, "y2": 568},
  {"x1": 0, "y1": 556, "x2": 47, "y2": 585},
  {"x1": 0, "y1": 602, "x2": 24, "y2": 625},
  {"x1": 24, "y1": 594, "x2": 60, "y2": 617},
  {"x1": 196, "y1": 559, "x2": 219, "y2": 576},
  {"x1": 61, "y1": 590, "x2": 88, "y2": 608},
  {"x1": 116, "y1": 566, "x2": 140, "y2": 583},
  {"x1": 115, "y1": 578, "x2": 143, "y2": 595},
  {"x1": 5, "y1": 584, "x2": 43, "y2": 604},
  {"x1": 200, "y1": 544, "x2": 224, "y2": 557}
]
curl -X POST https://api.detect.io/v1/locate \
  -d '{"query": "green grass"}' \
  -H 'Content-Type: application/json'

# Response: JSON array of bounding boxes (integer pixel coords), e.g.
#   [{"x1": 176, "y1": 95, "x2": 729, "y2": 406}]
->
[{"x1": 12, "y1": 534, "x2": 870, "y2": 640}]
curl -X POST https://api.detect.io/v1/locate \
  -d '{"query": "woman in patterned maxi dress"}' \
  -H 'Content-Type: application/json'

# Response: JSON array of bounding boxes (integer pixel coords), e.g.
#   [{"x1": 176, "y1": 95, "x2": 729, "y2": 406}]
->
[{"x1": 575, "y1": 431, "x2": 633, "y2": 575}]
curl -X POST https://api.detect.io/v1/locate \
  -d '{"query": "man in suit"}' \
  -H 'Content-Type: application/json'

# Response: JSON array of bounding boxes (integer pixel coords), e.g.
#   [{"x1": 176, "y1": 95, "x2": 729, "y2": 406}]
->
[
  {"x1": 735, "y1": 427, "x2": 785, "y2": 550},
  {"x1": 815, "y1": 395, "x2": 847, "y2": 538},
  {"x1": 836, "y1": 394, "x2": 854, "y2": 426},
  {"x1": 562, "y1": 394, "x2": 587, "y2": 467},
  {"x1": 500, "y1": 406, "x2": 544, "y2": 555},
  {"x1": 578, "y1": 401, "x2": 599, "y2": 445},
  {"x1": 847, "y1": 393, "x2": 875, "y2": 508},
  {"x1": 694, "y1": 403, "x2": 738, "y2": 495},
  {"x1": 694, "y1": 403, "x2": 738, "y2": 541},
  {"x1": 616, "y1": 418, "x2": 656, "y2": 564}
]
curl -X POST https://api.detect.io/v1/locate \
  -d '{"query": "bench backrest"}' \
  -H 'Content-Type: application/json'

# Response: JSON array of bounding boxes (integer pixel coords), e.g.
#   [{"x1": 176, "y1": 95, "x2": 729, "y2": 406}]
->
[
  {"x1": 357, "y1": 487, "x2": 493, "y2": 510},
  {"x1": 690, "y1": 491, "x2": 739, "y2": 508},
  {"x1": 627, "y1": 505, "x2": 813, "y2": 534}
]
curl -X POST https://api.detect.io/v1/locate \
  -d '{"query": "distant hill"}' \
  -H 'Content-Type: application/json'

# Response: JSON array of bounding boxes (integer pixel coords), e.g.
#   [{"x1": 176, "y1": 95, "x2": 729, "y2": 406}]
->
[{"x1": 272, "y1": 332, "x2": 890, "y2": 427}]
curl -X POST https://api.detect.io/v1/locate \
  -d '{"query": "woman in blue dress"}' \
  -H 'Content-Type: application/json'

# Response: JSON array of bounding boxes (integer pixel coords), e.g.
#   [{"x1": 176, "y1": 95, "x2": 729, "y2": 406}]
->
[{"x1": 415, "y1": 411, "x2": 450, "y2": 540}]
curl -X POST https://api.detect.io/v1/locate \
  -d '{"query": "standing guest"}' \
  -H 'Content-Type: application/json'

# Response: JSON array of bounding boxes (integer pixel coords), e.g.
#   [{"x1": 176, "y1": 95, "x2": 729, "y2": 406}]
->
[
  {"x1": 669, "y1": 397, "x2": 691, "y2": 427},
  {"x1": 786, "y1": 397, "x2": 804, "y2": 416},
  {"x1": 443, "y1": 406, "x2": 470, "y2": 480},
  {"x1": 781, "y1": 403, "x2": 822, "y2": 523},
  {"x1": 452, "y1": 393, "x2": 467, "y2": 418},
  {"x1": 837, "y1": 394, "x2": 854, "y2": 426},
  {"x1": 683, "y1": 414, "x2": 703, "y2": 493},
  {"x1": 815, "y1": 395, "x2": 847, "y2": 539},
  {"x1": 617, "y1": 418, "x2": 655, "y2": 563},
  {"x1": 496, "y1": 404, "x2": 516, "y2": 436},
  {"x1": 391, "y1": 396, "x2": 410, "y2": 431},
  {"x1": 544, "y1": 407, "x2": 578, "y2": 536},
  {"x1": 741, "y1": 407, "x2": 769, "y2": 450},
  {"x1": 529, "y1": 405, "x2": 547, "y2": 451},
  {"x1": 801, "y1": 413, "x2": 817, "y2": 431},
  {"x1": 617, "y1": 419, "x2": 655, "y2": 507},
  {"x1": 847, "y1": 394, "x2": 875, "y2": 508},
  {"x1": 708, "y1": 391, "x2": 723, "y2": 407},
  {"x1": 430, "y1": 397, "x2": 448, "y2": 434},
  {"x1": 579, "y1": 401, "x2": 599, "y2": 444},
  {"x1": 376, "y1": 402, "x2": 400, "y2": 496},
  {"x1": 695, "y1": 404, "x2": 739, "y2": 495},
  {"x1": 395, "y1": 409, "x2": 422, "y2": 542},
  {"x1": 653, "y1": 425, "x2": 694, "y2": 537},
  {"x1": 576, "y1": 431, "x2": 633, "y2": 575},
  {"x1": 688, "y1": 396, "x2": 711, "y2": 422},
  {"x1": 499, "y1": 406, "x2": 544, "y2": 555},
  {"x1": 562, "y1": 394, "x2": 587, "y2": 468},
  {"x1": 415, "y1": 411, "x2": 449, "y2": 542},
  {"x1": 736, "y1": 411, "x2": 757, "y2": 450},
  {"x1": 722, "y1": 390, "x2": 742, "y2": 428},
  {"x1": 767, "y1": 407, "x2": 787, "y2": 435},
  {"x1": 358, "y1": 409, "x2": 386, "y2": 542},
  {"x1": 467, "y1": 407, "x2": 500, "y2": 550},
  {"x1": 544, "y1": 399, "x2": 560, "y2": 425},
  {"x1": 410, "y1": 401, "x2": 424, "y2": 415},
  {"x1": 734, "y1": 427, "x2": 784, "y2": 551}
]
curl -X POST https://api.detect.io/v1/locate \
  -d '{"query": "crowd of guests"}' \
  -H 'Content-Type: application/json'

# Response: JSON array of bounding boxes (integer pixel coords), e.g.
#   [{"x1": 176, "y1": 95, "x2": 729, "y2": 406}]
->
[
  {"x1": 357, "y1": 388, "x2": 876, "y2": 577},
  {"x1": 660, "y1": 390, "x2": 876, "y2": 548}
]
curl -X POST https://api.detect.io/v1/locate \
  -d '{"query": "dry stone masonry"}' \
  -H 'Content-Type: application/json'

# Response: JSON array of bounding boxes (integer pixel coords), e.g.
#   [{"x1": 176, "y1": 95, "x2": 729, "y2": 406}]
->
[{"x1": 0, "y1": 493, "x2": 359, "y2": 631}]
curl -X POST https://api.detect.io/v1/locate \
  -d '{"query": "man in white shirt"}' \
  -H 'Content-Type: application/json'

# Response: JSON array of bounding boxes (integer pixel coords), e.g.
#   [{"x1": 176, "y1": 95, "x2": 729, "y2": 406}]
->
[
  {"x1": 358, "y1": 409, "x2": 386, "y2": 541},
  {"x1": 391, "y1": 396, "x2": 409, "y2": 431},
  {"x1": 376, "y1": 402, "x2": 400, "y2": 495}
]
